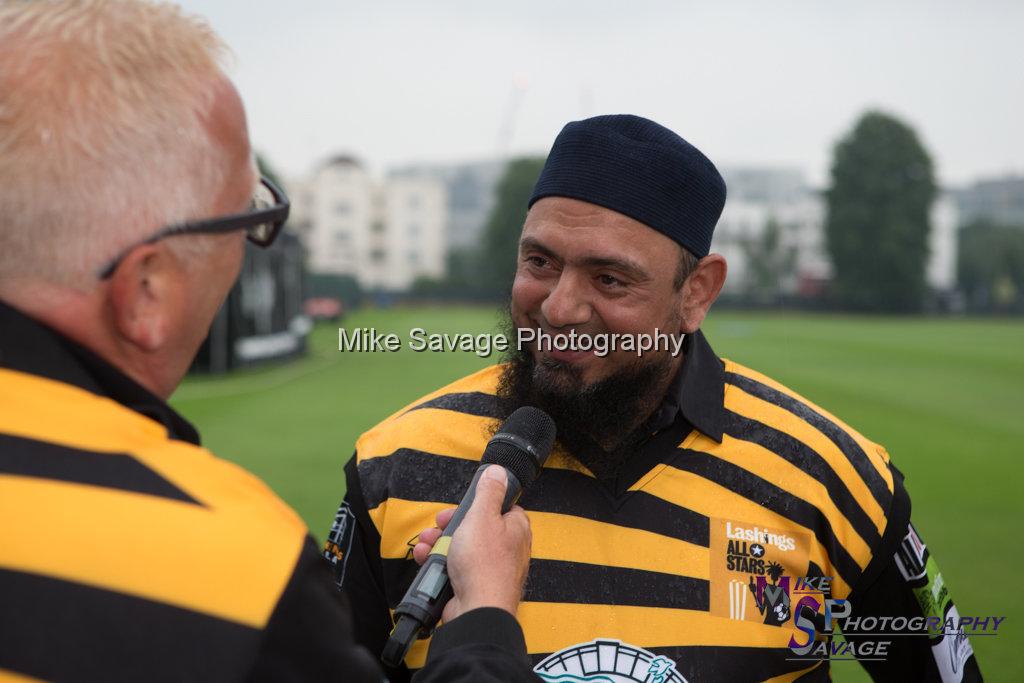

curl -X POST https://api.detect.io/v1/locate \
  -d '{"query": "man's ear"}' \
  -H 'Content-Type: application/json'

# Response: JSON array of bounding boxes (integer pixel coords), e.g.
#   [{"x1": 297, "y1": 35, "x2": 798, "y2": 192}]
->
[
  {"x1": 107, "y1": 244, "x2": 183, "y2": 352},
  {"x1": 678, "y1": 254, "x2": 727, "y2": 333}
]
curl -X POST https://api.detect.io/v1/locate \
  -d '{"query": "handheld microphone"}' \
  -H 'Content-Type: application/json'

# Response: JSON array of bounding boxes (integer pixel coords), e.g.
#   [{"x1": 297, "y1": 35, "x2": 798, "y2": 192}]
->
[{"x1": 381, "y1": 406, "x2": 556, "y2": 668}]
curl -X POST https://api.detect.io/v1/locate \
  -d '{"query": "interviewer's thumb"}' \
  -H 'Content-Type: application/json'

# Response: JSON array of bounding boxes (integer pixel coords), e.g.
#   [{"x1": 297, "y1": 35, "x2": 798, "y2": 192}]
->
[{"x1": 470, "y1": 464, "x2": 508, "y2": 518}]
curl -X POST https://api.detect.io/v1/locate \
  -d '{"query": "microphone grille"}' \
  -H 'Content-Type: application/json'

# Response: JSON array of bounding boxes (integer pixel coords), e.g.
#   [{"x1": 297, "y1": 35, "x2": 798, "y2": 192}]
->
[{"x1": 483, "y1": 407, "x2": 556, "y2": 485}]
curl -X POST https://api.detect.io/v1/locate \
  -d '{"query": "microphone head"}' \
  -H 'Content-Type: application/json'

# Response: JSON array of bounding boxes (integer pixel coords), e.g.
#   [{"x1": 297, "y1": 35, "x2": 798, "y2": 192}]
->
[{"x1": 484, "y1": 406, "x2": 556, "y2": 486}]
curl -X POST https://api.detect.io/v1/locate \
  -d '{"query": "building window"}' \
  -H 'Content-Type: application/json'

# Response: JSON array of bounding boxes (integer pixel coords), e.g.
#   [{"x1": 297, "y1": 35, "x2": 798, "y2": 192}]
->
[
  {"x1": 370, "y1": 248, "x2": 386, "y2": 263},
  {"x1": 408, "y1": 251, "x2": 419, "y2": 266},
  {"x1": 334, "y1": 202, "x2": 351, "y2": 215},
  {"x1": 408, "y1": 223, "x2": 420, "y2": 238}
]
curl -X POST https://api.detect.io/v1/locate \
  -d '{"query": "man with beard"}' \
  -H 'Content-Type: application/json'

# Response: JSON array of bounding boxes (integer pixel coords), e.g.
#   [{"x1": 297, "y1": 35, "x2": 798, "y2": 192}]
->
[{"x1": 331, "y1": 115, "x2": 981, "y2": 682}]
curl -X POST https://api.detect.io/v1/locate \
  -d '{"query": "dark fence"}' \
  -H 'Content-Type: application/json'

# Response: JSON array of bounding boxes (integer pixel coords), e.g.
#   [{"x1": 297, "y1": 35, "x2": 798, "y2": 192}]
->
[{"x1": 192, "y1": 232, "x2": 310, "y2": 374}]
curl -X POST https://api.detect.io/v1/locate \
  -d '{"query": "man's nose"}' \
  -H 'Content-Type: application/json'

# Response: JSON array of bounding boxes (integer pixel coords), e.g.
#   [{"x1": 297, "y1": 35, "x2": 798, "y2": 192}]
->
[{"x1": 541, "y1": 270, "x2": 591, "y2": 329}]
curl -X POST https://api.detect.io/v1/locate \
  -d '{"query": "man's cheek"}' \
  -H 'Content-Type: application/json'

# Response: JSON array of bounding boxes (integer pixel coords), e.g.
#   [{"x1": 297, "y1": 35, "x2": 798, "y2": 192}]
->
[{"x1": 511, "y1": 272, "x2": 548, "y2": 313}]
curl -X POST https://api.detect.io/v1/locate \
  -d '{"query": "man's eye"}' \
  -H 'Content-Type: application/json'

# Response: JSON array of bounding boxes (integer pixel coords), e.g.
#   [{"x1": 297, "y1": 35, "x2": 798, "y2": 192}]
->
[
  {"x1": 526, "y1": 255, "x2": 549, "y2": 268},
  {"x1": 598, "y1": 274, "x2": 624, "y2": 287}
]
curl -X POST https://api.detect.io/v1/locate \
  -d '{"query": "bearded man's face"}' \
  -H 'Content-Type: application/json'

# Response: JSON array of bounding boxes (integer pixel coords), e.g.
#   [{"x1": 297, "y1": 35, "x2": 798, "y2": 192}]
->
[{"x1": 496, "y1": 197, "x2": 693, "y2": 464}]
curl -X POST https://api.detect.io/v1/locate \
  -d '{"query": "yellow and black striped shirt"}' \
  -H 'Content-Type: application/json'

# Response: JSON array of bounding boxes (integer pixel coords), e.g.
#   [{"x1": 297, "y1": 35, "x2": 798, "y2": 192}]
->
[
  {"x1": 0, "y1": 301, "x2": 378, "y2": 682},
  {"x1": 334, "y1": 329, "x2": 978, "y2": 682}
]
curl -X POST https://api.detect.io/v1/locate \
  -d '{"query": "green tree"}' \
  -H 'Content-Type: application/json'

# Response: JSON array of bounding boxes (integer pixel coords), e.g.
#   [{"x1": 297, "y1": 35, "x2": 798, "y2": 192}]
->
[
  {"x1": 478, "y1": 156, "x2": 546, "y2": 296},
  {"x1": 825, "y1": 111, "x2": 936, "y2": 312}
]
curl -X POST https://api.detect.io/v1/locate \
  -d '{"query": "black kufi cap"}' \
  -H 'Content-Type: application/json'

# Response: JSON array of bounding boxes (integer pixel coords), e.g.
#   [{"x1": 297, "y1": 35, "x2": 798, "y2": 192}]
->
[{"x1": 528, "y1": 114, "x2": 726, "y2": 258}]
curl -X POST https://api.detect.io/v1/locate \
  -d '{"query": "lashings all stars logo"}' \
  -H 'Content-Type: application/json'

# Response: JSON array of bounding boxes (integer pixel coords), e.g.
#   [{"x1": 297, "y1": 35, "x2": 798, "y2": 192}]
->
[
  {"x1": 534, "y1": 640, "x2": 687, "y2": 683},
  {"x1": 710, "y1": 518, "x2": 810, "y2": 626}
]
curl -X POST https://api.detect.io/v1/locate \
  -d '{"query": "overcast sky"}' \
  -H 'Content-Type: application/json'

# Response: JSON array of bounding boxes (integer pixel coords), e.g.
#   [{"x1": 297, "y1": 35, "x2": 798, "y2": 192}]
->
[{"x1": 182, "y1": 0, "x2": 1023, "y2": 188}]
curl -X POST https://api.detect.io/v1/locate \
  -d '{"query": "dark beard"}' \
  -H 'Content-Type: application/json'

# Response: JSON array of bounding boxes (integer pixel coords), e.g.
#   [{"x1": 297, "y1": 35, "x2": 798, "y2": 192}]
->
[{"x1": 494, "y1": 312, "x2": 675, "y2": 481}]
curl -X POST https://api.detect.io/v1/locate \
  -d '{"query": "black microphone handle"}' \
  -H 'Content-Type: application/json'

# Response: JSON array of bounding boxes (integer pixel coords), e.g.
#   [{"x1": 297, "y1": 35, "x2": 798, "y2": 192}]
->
[
  {"x1": 381, "y1": 463, "x2": 524, "y2": 668},
  {"x1": 437, "y1": 463, "x2": 524, "y2": 546}
]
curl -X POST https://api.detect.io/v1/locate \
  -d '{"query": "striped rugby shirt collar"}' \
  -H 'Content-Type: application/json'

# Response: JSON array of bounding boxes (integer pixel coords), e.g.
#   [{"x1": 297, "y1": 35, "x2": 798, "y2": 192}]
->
[
  {"x1": 583, "y1": 329, "x2": 726, "y2": 498},
  {"x1": 0, "y1": 299, "x2": 201, "y2": 446},
  {"x1": 648, "y1": 329, "x2": 725, "y2": 444}
]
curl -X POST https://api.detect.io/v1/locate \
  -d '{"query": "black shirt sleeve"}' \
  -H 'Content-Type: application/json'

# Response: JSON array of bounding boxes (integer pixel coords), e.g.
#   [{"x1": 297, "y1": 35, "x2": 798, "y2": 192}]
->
[
  {"x1": 414, "y1": 608, "x2": 539, "y2": 683},
  {"x1": 247, "y1": 535, "x2": 383, "y2": 683},
  {"x1": 844, "y1": 467, "x2": 983, "y2": 682},
  {"x1": 328, "y1": 453, "x2": 410, "y2": 681}
]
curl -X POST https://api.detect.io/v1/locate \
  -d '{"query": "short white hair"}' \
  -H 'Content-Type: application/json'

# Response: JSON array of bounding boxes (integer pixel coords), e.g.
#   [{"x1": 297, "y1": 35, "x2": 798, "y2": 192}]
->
[{"x1": 0, "y1": 0, "x2": 234, "y2": 290}]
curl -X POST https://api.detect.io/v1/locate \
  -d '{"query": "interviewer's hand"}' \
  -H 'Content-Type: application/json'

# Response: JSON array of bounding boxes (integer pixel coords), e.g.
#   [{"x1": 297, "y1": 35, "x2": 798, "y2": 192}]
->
[{"x1": 413, "y1": 465, "x2": 531, "y2": 623}]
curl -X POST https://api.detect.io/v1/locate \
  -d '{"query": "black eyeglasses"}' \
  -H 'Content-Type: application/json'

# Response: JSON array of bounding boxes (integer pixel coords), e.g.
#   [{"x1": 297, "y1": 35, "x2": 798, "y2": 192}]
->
[{"x1": 97, "y1": 175, "x2": 290, "y2": 279}]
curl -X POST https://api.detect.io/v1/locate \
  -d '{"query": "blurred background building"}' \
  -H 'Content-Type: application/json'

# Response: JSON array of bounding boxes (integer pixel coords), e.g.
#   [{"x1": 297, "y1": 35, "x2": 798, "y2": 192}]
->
[
  {"x1": 712, "y1": 168, "x2": 830, "y2": 302},
  {"x1": 290, "y1": 156, "x2": 448, "y2": 292},
  {"x1": 953, "y1": 175, "x2": 1024, "y2": 226},
  {"x1": 390, "y1": 159, "x2": 505, "y2": 251}
]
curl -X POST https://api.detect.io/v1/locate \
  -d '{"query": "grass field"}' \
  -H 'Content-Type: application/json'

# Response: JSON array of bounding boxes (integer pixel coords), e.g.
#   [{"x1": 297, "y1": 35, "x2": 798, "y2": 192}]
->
[{"x1": 172, "y1": 306, "x2": 1020, "y2": 680}]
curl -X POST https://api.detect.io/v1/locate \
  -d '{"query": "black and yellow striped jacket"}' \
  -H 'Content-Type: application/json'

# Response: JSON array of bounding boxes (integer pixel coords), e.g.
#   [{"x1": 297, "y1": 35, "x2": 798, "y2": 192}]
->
[
  {"x1": 335, "y1": 330, "x2": 981, "y2": 682},
  {"x1": 0, "y1": 301, "x2": 378, "y2": 682}
]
